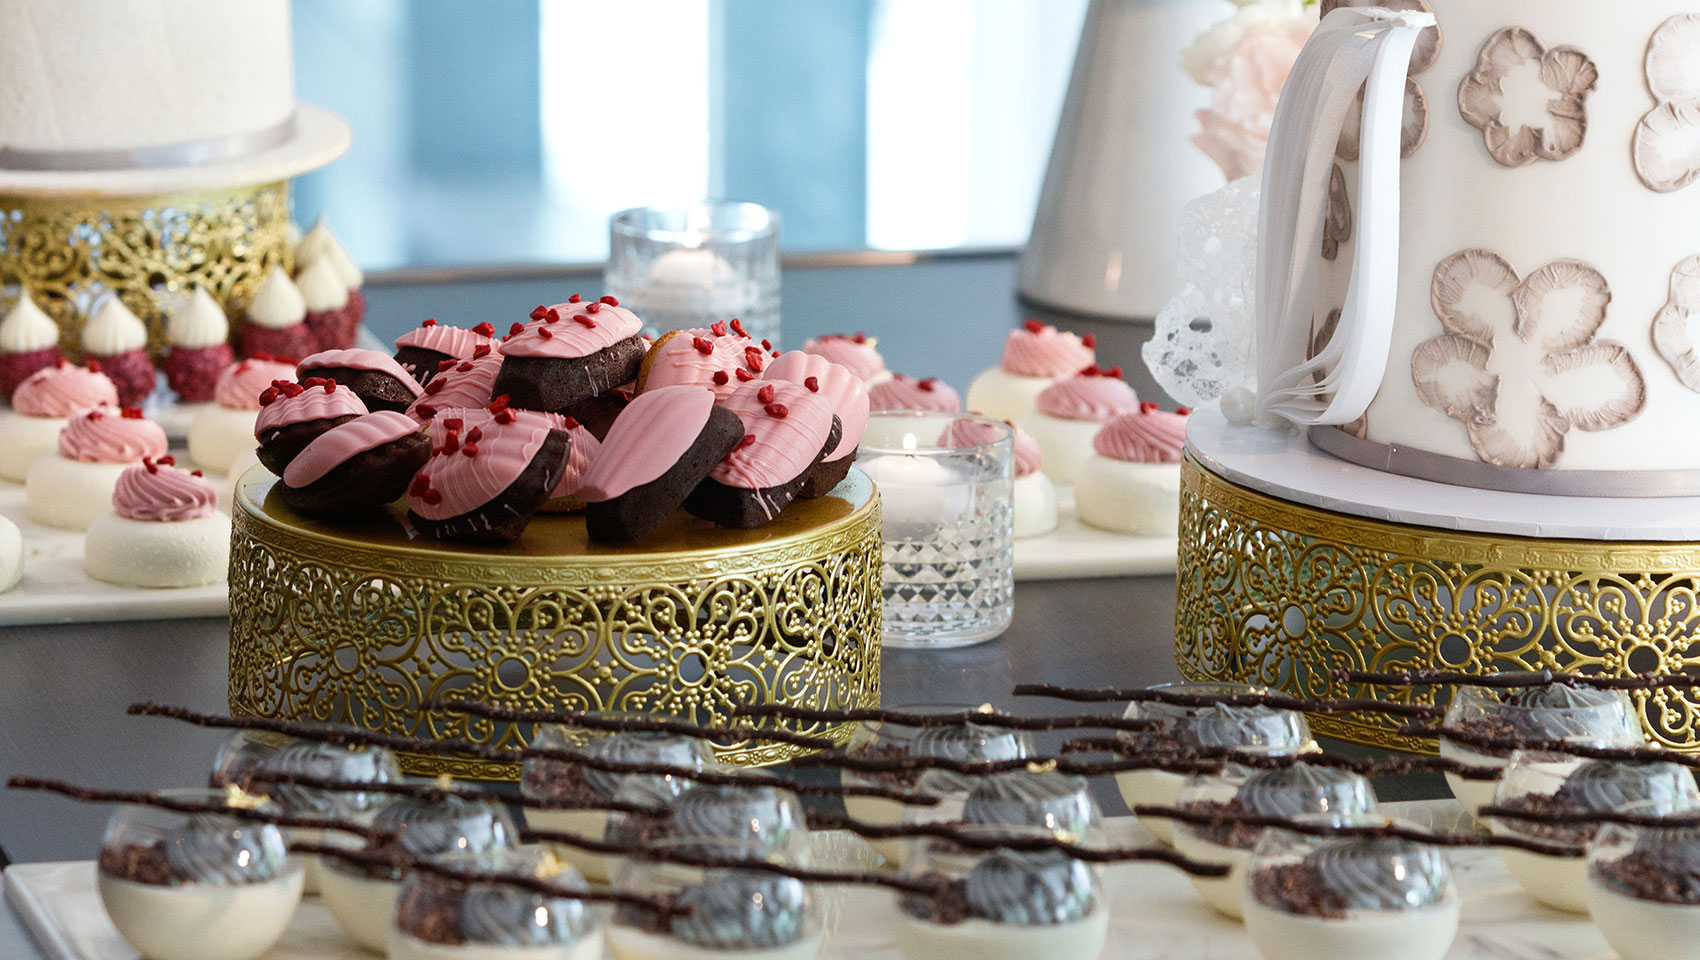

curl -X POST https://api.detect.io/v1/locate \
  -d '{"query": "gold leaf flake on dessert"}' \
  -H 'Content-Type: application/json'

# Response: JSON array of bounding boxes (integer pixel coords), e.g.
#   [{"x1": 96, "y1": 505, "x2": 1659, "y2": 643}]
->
[
  {"x1": 1652, "y1": 255, "x2": 1700, "y2": 391},
  {"x1": 1322, "y1": 166, "x2": 1352, "y2": 262},
  {"x1": 223, "y1": 783, "x2": 267, "y2": 811},
  {"x1": 1413, "y1": 250, "x2": 1643, "y2": 469},
  {"x1": 1634, "y1": 16, "x2": 1700, "y2": 193},
  {"x1": 1458, "y1": 27, "x2": 1597, "y2": 168}
]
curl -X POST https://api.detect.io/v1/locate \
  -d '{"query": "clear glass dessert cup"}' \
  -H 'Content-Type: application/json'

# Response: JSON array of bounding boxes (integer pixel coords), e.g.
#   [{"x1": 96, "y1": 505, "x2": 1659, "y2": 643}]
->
[
  {"x1": 389, "y1": 845, "x2": 604, "y2": 960},
  {"x1": 1242, "y1": 813, "x2": 1459, "y2": 960},
  {"x1": 208, "y1": 729, "x2": 402, "y2": 893},
  {"x1": 904, "y1": 768, "x2": 1104, "y2": 851},
  {"x1": 1115, "y1": 682, "x2": 1313, "y2": 846},
  {"x1": 608, "y1": 838, "x2": 822, "y2": 960},
  {"x1": 1172, "y1": 763, "x2": 1377, "y2": 919},
  {"x1": 1439, "y1": 680, "x2": 1639, "y2": 821},
  {"x1": 1586, "y1": 812, "x2": 1700, "y2": 960},
  {"x1": 319, "y1": 794, "x2": 518, "y2": 952},
  {"x1": 1489, "y1": 751, "x2": 1700, "y2": 914},
  {"x1": 893, "y1": 825, "x2": 1108, "y2": 960},
  {"x1": 96, "y1": 788, "x2": 304, "y2": 960},
  {"x1": 837, "y1": 706, "x2": 1035, "y2": 866},
  {"x1": 520, "y1": 714, "x2": 715, "y2": 883},
  {"x1": 606, "y1": 774, "x2": 811, "y2": 871}
]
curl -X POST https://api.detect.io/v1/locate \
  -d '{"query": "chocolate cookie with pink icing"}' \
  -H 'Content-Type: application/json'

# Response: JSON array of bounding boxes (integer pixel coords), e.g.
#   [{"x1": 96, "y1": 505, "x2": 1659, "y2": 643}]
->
[
  {"x1": 254, "y1": 378, "x2": 370, "y2": 474},
  {"x1": 763, "y1": 350, "x2": 869, "y2": 498},
  {"x1": 1014, "y1": 365, "x2": 1141, "y2": 483},
  {"x1": 684, "y1": 379, "x2": 841, "y2": 529},
  {"x1": 0, "y1": 361, "x2": 119, "y2": 482},
  {"x1": 406, "y1": 400, "x2": 573, "y2": 544},
  {"x1": 408, "y1": 349, "x2": 503, "y2": 423},
  {"x1": 965, "y1": 320, "x2": 1097, "y2": 422},
  {"x1": 392, "y1": 319, "x2": 499, "y2": 387},
  {"x1": 493, "y1": 296, "x2": 646, "y2": 414},
  {"x1": 576, "y1": 384, "x2": 745, "y2": 545},
  {"x1": 26, "y1": 405, "x2": 170, "y2": 531},
  {"x1": 85, "y1": 456, "x2": 232, "y2": 588},
  {"x1": 638, "y1": 320, "x2": 771, "y2": 401},
  {"x1": 185, "y1": 358, "x2": 297, "y2": 474},
  {"x1": 1075, "y1": 403, "x2": 1191, "y2": 537},
  {"x1": 801, "y1": 332, "x2": 889, "y2": 385},
  {"x1": 276, "y1": 410, "x2": 430, "y2": 517},
  {"x1": 297, "y1": 348, "x2": 425, "y2": 414},
  {"x1": 540, "y1": 417, "x2": 602, "y2": 513},
  {"x1": 869, "y1": 373, "x2": 961, "y2": 413}
]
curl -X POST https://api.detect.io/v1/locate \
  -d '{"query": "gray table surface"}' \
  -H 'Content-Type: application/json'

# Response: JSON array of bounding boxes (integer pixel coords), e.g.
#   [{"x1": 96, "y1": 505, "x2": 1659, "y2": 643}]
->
[{"x1": 0, "y1": 251, "x2": 1432, "y2": 957}]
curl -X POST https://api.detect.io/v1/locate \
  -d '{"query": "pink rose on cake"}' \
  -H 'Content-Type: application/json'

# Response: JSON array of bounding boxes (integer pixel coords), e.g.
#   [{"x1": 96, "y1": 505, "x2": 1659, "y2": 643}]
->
[{"x1": 1186, "y1": 0, "x2": 1317, "y2": 181}]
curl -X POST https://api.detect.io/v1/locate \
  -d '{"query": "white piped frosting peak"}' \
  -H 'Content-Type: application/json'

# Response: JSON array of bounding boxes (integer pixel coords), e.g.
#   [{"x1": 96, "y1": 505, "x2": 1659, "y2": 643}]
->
[
  {"x1": 245, "y1": 266, "x2": 306, "y2": 330},
  {"x1": 0, "y1": 291, "x2": 58, "y2": 353},
  {"x1": 167, "y1": 288, "x2": 230, "y2": 348},
  {"x1": 296, "y1": 257, "x2": 350, "y2": 311},
  {"x1": 297, "y1": 218, "x2": 362, "y2": 289},
  {"x1": 82, "y1": 297, "x2": 148, "y2": 354},
  {"x1": 284, "y1": 220, "x2": 303, "y2": 250}
]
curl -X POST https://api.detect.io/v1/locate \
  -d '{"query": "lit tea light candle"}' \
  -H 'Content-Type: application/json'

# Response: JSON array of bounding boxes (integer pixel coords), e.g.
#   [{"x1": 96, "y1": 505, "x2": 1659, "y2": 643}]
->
[{"x1": 860, "y1": 433, "x2": 974, "y2": 529}]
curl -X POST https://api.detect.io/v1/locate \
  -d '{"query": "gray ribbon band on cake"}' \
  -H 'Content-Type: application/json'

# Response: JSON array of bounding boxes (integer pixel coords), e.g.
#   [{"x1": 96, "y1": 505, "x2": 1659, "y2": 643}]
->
[
  {"x1": 0, "y1": 113, "x2": 297, "y2": 172},
  {"x1": 1309, "y1": 426, "x2": 1700, "y2": 498}
]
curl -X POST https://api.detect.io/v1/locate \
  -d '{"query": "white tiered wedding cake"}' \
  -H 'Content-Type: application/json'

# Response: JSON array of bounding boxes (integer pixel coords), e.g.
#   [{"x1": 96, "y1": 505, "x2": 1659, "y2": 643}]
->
[
  {"x1": 0, "y1": 0, "x2": 295, "y2": 161},
  {"x1": 1303, "y1": 0, "x2": 1700, "y2": 496}
]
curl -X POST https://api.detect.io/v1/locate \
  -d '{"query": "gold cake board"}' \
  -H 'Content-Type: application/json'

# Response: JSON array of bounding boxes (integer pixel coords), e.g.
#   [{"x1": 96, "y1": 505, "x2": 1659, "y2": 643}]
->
[
  {"x1": 228, "y1": 467, "x2": 883, "y2": 780},
  {"x1": 1175, "y1": 454, "x2": 1700, "y2": 752}
]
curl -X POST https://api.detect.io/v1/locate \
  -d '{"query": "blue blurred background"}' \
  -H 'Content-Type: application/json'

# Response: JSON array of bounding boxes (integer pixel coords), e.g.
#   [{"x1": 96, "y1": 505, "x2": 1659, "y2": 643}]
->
[{"x1": 290, "y1": 0, "x2": 1089, "y2": 271}]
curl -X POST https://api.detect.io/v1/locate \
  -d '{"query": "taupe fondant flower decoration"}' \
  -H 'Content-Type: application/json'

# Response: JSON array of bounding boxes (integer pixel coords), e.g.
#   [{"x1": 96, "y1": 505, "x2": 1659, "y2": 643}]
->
[
  {"x1": 1413, "y1": 250, "x2": 1644, "y2": 469},
  {"x1": 1634, "y1": 15, "x2": 1700, "y2": 193},
  {"x1": 1322, "y1": 165, "x2": 1352, "y2": 262},
  {"x1": 1653, "y1": 255, "x2": 1700, "y2": 390},
  {"x1": 1458, "y1": 28, "x2": 1597, "y2": 168},
  {"x1": 1327, "y1": 0, "x2": 1438, "y2": 162}
]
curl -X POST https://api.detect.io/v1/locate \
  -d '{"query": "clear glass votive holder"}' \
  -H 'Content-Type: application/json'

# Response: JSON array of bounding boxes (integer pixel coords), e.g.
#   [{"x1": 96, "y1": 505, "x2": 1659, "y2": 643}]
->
[
  {"x1": 605, "y1": 201, "x2": 781, "y2": 344},
  {"x1": 860, "y1": 411, "x2": 1014, "y2": 649}
]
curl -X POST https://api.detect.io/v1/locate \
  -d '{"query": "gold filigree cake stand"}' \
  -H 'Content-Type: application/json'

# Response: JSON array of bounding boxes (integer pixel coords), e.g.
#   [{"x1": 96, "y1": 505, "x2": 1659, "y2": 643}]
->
[
  {"x1": 1176, "y1": 453, "x2": 1700, "y2": 752},
  {"x1": 228, "y1": 468, "x2": 884, "y2": 780},
  {"x1": 0, "y1": 182, "x2": 292, "y2": 360}
]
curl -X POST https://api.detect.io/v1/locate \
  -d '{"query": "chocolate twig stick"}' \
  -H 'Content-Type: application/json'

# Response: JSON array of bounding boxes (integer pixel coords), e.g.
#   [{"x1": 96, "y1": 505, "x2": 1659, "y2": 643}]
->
[
  {"x1": 1334, "y1": 669, "x2": 1700, "y2": 691},
  {"x1": 1010, "y1": 683, "x2": 1444, "y2": 719},
  {"x1": 790, "y1": 751, "x2": 1226, "y2": 779},
  {"x1": 6, "y1": 776, "x2": 384, "y2": 840},
  {"x1": 1478, "y1": 805, "x2": 1700, "y2": 831},
  {"x1": 420, "y1": 698, "x2": 839, "y2": 750},
  {"x1": 1060, "y1": 737, "x2": 1504, "y2": 781},
  {"x1": 521, "y1": 828, "x2": 954, "y2": 896},
  {"x1": 291, "y1": 841, "x2": 682, "y2": 914},
  {"x1": 1395, "y1": 724, "x2": 1700, "y2": 770},
  {"x1": 803, "y1": 813, "x2": 1231, "y2": 877},
  {"x1": 732, "y1": 703, "x2": 1161, "y2": 733},
  {"x1": 1129, "y1": 805, "x2": 1583, "y2": 858},
  {"x1": 243, "y1": 771, "x2": 669, "y2": 816},
  {"x1": 127, "y1": 702, "x2": 942, "y2": 807}
]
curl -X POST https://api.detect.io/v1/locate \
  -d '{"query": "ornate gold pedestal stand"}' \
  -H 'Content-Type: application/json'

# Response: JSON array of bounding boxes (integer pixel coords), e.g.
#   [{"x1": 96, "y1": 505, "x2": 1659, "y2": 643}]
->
[
  {"x1": 1176, "y1": 454, "x2": 1700, "y2": 752},
  {"x1": 228, "y1": 468, "x2": 884, "y2": 781},
  {"x1": 0, "y1": 183, "x2": 293, "y2": 357}
]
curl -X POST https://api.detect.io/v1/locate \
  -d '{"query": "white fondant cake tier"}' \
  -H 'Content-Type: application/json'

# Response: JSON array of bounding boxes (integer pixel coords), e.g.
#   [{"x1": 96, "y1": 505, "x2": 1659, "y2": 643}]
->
[
  {"x1": 1310, "y1": 0, "x2": 1700, "y2": 491},
  {"x1": 0, "y1": 0, "x2": 293, "y2": 156}
]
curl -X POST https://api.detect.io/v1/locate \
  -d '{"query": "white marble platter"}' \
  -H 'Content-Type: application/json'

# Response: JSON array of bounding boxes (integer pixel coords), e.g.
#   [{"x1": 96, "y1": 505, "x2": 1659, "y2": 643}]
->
[
  {"x1": 1, "y1": 802, "x2": 1618, "y2": 960},
  {"x1": 1012, "y1": 484, "x2": 1177, "y2": 581}
]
